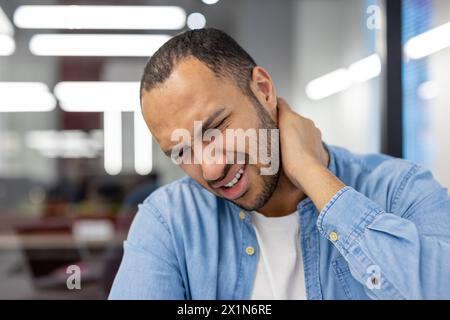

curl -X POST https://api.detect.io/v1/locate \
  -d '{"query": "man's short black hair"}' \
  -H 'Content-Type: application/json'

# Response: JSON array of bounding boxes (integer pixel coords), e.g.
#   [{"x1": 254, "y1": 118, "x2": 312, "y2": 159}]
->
[{"x1": 140, "y1": 28, "x2": 257, "y2": 103}]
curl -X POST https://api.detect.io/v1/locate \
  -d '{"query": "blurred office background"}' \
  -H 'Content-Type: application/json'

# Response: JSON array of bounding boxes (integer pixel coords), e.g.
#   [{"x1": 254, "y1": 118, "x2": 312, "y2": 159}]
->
[{"x1": 0, "y1": 0, "x2": 448, "y2": 299}]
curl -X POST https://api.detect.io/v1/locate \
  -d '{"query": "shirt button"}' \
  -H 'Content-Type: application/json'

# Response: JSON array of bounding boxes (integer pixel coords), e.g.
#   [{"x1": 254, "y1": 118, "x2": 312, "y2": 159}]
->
[
  {"x1": 245, "y1": 246, "x2": 255, "y2": 256},
  {"x1": 371, "y1": 276, "x2": 380, "y2": 286},
  {"x1": 239, "y1": 211, "x2": 246, "y2": 220},
  {"x1": 329, "y1": 231, "x2": 339, "y2": 242}
]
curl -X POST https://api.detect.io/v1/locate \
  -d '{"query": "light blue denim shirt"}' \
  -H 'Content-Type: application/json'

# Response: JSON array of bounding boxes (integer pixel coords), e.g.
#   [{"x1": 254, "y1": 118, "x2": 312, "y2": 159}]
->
[{"x1": 109, "y1": 145, "x2": 450, "y2": 300}]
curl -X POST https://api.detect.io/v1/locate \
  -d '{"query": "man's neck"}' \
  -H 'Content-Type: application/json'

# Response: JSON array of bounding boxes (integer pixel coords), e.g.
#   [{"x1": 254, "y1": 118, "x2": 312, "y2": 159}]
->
[
  {"x1": 256, "y1": 144, "x2": 331, "y2": 217},
  {"x1": 257, "y1": 169, "x2": 306, "y2": 217}
]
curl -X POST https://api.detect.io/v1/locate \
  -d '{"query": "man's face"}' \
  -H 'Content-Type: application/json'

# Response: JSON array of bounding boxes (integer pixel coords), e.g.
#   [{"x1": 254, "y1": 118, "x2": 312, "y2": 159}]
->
[{"x1": 141, "y1": 58, "x2": 279, "y2": 211}]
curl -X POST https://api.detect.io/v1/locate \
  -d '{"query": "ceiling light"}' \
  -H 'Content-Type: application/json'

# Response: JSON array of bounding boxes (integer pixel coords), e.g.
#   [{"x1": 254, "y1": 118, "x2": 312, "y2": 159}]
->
[
  {"x1": 348, "y1": 54, "x2": 381, "y2": 83},
  {"x1": 306, "y1": 69, "x2": 352, "y2": 100},
  {"x1": 0, "y1": 34, "x2": 14, "y2": 55},
  {"x1": 306, "y1": 54, "x2": 382, "y2": 100},
  {"x1": 104, "y1": 111, "x2": 122, "y2": 175},
  {"x1": 54, "y1": 81, "x2": 140, "y2": 112},
  {"x1": 202, "y1": 0, "x2": 220, "y2": 5},
  {"x1": 14, "y1": 5, "x2": 185, "y2": 30},
  {"x1": 0, "y1": 7, "x2": 15, "y2": 56},
  {"x1": 30, "y1": 34, "x2": 170, "y2": 57},
  {"x1": 134, "y1": 112, "x2": 153, "y2": 175},
  {"x1": 0, "y1": 7, "x2": 13, "y2": 35},
  {"x1": 405, "y1": 21, "x2": 450, "y2": 59},
  {"x1": 417, "y1": 81, "x2": 439, "y2": 100},
  {"x1": 0, "y1": 82, "x2": 56, "y2": 112},
  {"x1": 187, "y1": 13, "x2": 206, "y2": 30}
]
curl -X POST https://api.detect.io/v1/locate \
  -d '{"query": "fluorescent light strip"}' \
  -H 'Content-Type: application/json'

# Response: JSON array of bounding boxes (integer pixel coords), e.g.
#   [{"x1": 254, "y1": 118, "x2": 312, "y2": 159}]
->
[
  {"x1": 54, "y1": 81, "x2": 140, "y2": 112},
  {"x1": 134, "y1": 112, "x2": 153, "y2": 175},
  {"x1": 417, "y1": 81, "x2": 439, "y2": 100},
  {"x1": 0, "y1": 34, "x2": 15, "y2": 55},
  {"x1": 405, "y1": 22, "x2": 450, "y2": 59},
  {"x1": 0, "y1": 82, "x2": 56, "y2": 112},
  {"x1": 0, "y1": 8, "x2": 14, "y2": 55},
  {"x1": 348, "y1": 54, "x2": 381, "y2": 83},
  {"x1": 14, "y1": 5, "x2": 185, "y2": 30},
  {"x1": 306, "y1": 54, "x2": 381, "y2": 100},
  {"x1": 306, "y1": 69, "x2": 352, "y2": 100},
  {"x1": 30, "y1": 34, "x2": 170, "y2": 57},
  {"x1": 104, "y1": 111, "x2": 122, "y2": 175},
  {"x1": 0, "y1": 7, "x2": 14, "y2": 35}
]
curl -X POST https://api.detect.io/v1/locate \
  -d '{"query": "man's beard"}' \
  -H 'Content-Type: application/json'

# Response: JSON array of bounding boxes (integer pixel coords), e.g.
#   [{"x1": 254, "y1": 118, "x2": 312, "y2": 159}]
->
[{"x1": 235, "y1": 95, "x2": 280, "y2": 212}]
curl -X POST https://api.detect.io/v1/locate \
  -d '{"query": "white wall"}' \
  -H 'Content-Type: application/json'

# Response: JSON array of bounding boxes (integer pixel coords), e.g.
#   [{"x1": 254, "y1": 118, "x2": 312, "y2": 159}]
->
[
  {"x1": 292, "y1": 0, "x2": 381, "y2": 154},
  {"x1": 428, "y1": 0, "x2": 450, "y2": 189}
]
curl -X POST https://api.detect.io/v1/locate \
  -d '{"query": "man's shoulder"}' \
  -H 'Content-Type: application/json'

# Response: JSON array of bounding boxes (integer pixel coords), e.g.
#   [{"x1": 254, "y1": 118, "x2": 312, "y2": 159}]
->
[
  {"x1": 329, "y1": 145, "x2": 423, "y2": 212},
  {"x1": 139, "y1": 176, "x2": 223, "y2": 222},
  {"x1": 329, "y1": 145, "x2": 417, "y2": 179}
]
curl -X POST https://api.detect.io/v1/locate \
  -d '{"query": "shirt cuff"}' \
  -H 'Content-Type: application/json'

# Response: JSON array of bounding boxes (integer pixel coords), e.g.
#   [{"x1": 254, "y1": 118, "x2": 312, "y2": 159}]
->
[{"x1": 316, "y1": 186, "x2": 383, "y2": 253}]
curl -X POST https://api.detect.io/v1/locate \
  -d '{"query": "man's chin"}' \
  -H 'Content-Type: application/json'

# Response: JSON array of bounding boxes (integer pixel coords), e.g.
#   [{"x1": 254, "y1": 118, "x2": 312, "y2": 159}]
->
[
  {"x1": 231, "y1": 191, "x2": 272, "y2": 212},
  {"x1": 202, "y1": 169, "x2": 279, "y2": 212},
  {"x1": 212, "y1": 188, "x2": 261, "y2": 211},
  {"x1": 241, "y1": 174, "x2": 280, "y2": 212}
]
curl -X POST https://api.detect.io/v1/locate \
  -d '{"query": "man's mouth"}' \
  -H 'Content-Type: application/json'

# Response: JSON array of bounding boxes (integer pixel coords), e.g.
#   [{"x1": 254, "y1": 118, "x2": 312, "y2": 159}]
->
[
  {"x1": 213, "y1": 165, "x2": 249, "y2": 200},
  {"x1": 223, "y1": 167, "x2": 244, "y2": 188}
]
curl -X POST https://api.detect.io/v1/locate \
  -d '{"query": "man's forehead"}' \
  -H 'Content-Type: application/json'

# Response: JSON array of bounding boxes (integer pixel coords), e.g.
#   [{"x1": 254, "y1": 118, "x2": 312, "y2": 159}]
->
[
  {"x1": 143, "y1": 83, "x2": 208, "y2": 129},
  {"x1": 142, "y1": 59, "x2": 220, "y2": 114},
  {"x1": 142, "y1": 60, "x2": 233, "y2": 125}
]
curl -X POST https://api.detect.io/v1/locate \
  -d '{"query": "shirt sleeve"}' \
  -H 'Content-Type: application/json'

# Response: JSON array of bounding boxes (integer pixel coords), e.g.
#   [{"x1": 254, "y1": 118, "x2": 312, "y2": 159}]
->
[
  {"x1": 108, "y1": 203, "x2": 186, "y2": 300},
  {"x1": 316, "y1": 163, "x2": 450, "y2": 299}
]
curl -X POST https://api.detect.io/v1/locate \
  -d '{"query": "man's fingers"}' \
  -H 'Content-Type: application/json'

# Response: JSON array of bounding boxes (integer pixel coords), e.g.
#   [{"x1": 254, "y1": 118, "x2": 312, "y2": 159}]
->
[
  {"x1": 277, "y1": 97, "x2": 307, "y2": 121},
  {"x1": 276, "y1": 97, "x2": 291, "y2": 112}
]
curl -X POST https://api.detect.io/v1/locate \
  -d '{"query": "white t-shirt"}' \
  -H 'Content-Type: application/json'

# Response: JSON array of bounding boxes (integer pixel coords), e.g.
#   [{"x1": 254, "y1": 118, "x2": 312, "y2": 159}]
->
[{"x1": 250, "y1": 210, "x2": 307, "y2": 300}]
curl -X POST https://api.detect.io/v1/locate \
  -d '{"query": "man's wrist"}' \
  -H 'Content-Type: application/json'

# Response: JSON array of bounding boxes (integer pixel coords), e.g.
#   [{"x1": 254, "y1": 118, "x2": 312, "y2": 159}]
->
[
  {"x1": 291, "y1": 158, "x2": 325, "y2": 187},
  {"x1": 292, "y1": 160, "x2": 345, "y2": 211}
]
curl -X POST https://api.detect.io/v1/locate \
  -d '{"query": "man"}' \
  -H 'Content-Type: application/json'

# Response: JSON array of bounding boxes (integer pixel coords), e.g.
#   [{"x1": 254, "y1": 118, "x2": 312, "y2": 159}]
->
[{"x1": 109, "y1": 28, "x2": 450, "y2": 300}]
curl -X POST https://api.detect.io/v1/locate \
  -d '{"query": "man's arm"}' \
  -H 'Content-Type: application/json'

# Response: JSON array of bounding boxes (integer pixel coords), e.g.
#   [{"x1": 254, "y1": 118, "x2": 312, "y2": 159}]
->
[
  {"x1": 277, "y1": 98, "x2": 450, "y2": 299},
  {"x1": 108, "y1": 204, "x2": 185, "y2": 300}
]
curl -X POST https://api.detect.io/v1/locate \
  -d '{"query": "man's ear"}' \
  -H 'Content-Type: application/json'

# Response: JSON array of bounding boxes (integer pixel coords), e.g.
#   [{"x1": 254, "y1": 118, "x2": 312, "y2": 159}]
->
[{"x1": 250, "y1": 66, "x2": 277, "y2": 120}]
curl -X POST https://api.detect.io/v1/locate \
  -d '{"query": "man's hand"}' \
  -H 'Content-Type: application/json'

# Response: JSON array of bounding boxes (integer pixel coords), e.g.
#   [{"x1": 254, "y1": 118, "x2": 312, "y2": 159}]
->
[
  {"x1": 277, "y1": 97, "x2": 345, "y2": 211},
  {"x1": 277, "y1": 97, "x2": 328, "y2": 187}
]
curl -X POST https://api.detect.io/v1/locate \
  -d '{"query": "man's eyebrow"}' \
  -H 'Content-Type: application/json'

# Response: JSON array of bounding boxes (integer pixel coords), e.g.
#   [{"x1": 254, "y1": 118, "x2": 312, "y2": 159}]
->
[{"x1": 163, "y1": 107, "x2": 227, "y2": 157}]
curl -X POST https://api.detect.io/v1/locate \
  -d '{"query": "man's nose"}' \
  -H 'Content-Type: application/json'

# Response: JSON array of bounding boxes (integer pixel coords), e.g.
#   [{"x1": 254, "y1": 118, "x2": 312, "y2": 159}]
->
[
  {"x1": 200, "y1": 148, "x2": 228, "y2": 182},
  {"x1": 201, "y1": 161, "x2": 228, "y2": 182}
]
